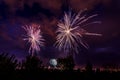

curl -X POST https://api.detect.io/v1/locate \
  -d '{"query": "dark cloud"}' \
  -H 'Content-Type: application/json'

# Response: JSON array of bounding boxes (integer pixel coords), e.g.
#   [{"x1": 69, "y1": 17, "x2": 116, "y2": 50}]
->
[
  {"x1": 0, "y1": 0, "x2": 112, "y2": 16},
  {"x1": 70, "y1": 0, "x2": 112, "y2": 11}
]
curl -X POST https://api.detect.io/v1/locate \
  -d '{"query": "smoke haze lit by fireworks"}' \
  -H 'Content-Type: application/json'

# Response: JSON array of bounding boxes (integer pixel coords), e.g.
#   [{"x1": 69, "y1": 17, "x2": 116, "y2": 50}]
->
[
  {"x1": 23, "y1": 24, "x2": 44, "y2": 56},
  {"x1": 55, "y1": 9, "x2": 102, "y2": 54}
]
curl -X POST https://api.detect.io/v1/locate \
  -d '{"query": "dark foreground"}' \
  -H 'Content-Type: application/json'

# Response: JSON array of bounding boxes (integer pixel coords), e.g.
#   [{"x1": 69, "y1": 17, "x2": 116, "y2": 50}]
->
[
  {"x1": 1, "y1": 69, "x2": 120, "y2": 80},
  {"x1": 0, "y1": 53, "x2": 120, "y2": 80}
]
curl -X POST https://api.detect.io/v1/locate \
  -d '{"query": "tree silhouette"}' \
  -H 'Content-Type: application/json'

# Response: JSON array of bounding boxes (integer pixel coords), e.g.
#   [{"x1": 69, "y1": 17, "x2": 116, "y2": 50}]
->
[
  {"x1": 57, "y1": 55, "x2": 75, "y2": 70},
  {"x1": 22, "y1": 55, "x2": 43, "y2": 71},
  {"x1": 85, "y1": 61, "x2": 93, "y2": 72},
  {"x1": 0, "y1": 53, "x2": 18, "y2": 72}
]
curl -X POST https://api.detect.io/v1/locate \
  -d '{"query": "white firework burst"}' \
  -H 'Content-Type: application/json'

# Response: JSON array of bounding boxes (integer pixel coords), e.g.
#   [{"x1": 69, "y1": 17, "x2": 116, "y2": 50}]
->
[
  {"x1": 23, "y1": 24, "x2": 44, "y2": 56},
  {"x1": 55, "y1": 9, "x2": 102, "y2": 54}
]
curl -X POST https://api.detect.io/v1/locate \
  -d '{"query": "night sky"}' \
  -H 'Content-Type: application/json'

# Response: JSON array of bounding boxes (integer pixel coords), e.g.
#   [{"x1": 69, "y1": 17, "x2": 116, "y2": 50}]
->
[{"x1": 0, "y1": 0, "x2": 120, "y2": 66}]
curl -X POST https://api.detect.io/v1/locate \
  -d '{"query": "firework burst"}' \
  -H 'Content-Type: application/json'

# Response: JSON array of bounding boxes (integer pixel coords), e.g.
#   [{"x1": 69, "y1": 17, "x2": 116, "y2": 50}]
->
[
  {"x1": 23, "y1": 24, "x2": 44, "y2": 56},
  {"x1": 55, "y1": 9, "x2": 102, "y2": 54}
]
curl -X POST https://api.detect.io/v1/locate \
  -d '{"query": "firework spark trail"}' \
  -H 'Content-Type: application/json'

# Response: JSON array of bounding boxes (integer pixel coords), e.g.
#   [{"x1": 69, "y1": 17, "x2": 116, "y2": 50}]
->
[
  {"x1": 23, "y1": 24, "x2": 44, "y2": 56},
  {"x1": 55, "y1": 9, "x2": 102, "y2": 54}
]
